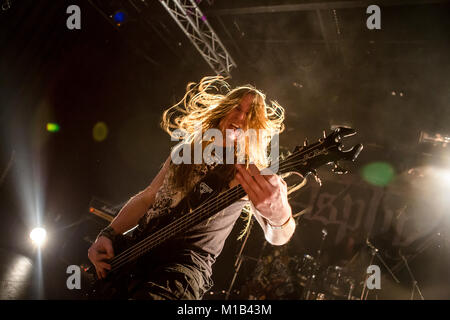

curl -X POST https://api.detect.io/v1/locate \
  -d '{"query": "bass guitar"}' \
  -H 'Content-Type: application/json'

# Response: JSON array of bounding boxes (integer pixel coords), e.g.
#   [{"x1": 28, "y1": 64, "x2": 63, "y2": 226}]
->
[{"x1": 86, "y1": 126, "x2": 363, "y2": 299}]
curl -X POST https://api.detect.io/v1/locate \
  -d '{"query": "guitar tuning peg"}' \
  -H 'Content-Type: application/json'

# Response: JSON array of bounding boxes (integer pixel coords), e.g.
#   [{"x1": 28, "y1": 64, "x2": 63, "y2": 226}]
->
[
  {"x1": 309, "y1": 169, "x2": 322, "y2": 186},
  {"x1": 303, "y1": 138, "x2": 308, "y2": 147}
]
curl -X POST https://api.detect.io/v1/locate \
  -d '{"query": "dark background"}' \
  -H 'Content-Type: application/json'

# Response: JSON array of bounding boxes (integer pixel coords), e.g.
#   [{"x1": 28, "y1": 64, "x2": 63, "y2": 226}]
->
[{"x1": 0, "y1": 0, "x2": 449, "y2": 299}]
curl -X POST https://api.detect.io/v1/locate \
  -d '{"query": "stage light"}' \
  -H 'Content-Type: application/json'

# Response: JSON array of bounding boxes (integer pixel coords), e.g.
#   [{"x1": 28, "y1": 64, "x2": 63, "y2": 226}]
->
[
  {"x1": 46, "y1": 123, "x2": 60, "y2": 132},
  {"x1": 442, "y1": 170, "x2": 450, "y2": 184},
  {"x1": 112, "y1": 10, "x2": 127, "y2": 27},
  {"x1": 29, "y1": 227, "x2": 47, "y2": 247},
  {"x1": 432, "y1": 167, "x2": 450, "y2": 187}
]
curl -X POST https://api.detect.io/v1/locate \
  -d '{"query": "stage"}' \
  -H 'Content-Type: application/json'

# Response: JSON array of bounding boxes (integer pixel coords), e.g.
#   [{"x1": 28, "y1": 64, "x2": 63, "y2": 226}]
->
[{"x1": 0, "y1": 0, "x2": 450, "y2": 301}]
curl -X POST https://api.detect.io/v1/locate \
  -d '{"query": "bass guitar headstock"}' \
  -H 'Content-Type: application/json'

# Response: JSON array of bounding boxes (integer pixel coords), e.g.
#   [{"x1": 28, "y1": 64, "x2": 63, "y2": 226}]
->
[{"x1": 279, "y1": 126, "x2": 363, "y2": 183}]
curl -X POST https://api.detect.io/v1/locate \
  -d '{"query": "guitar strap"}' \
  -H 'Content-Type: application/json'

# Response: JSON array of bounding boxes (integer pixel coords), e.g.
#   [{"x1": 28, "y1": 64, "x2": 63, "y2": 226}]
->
[{"x1": 173, "y1": 163, "x2": 236, "y2": 217}]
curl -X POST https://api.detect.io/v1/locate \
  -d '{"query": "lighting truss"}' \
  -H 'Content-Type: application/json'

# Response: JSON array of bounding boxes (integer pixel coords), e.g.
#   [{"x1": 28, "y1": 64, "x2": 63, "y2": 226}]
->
[{"x1": 159, "y1": 0, "x2": 237, "y2": 76}]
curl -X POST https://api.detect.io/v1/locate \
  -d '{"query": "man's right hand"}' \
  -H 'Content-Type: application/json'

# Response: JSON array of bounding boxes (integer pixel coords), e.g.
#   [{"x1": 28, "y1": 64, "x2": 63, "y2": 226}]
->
[{"x1": 88, "y1": 236, "x2": 115, "y2": 280}]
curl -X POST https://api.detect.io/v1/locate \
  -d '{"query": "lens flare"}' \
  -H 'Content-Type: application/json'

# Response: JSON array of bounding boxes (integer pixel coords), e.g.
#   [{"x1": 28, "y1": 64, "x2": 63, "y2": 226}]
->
[
  {"x1": 361, "y1": 162, "x2": 395, "y2": 186},
  {"x1": 93, "y1": 121, "x2": 108, "y2": 142},
  {"x1": 46, "y1": 123, "x2": 60, "y2": 132}
]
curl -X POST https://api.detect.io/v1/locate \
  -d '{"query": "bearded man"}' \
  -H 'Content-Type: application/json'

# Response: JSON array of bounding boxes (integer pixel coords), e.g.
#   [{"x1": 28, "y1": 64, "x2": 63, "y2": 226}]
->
[{"x1": 88, "y1": 76, "x2": 296, "y2": 299}]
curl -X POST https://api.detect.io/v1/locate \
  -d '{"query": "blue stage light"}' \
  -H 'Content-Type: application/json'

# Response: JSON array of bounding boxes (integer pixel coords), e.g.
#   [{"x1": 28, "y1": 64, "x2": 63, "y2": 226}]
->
[{"x1": 113, "y1": 11, "x2": 126, "y2": 25}]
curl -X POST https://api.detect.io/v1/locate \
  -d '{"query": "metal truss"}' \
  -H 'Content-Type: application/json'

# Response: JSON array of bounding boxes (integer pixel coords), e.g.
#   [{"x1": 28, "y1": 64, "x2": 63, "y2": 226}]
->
[
  {"x1": 205, "y1": 0, "x2": 450, "y2": 16},
  {"x1": 159, "y1": 0, "x2": 237, "y2": 76}
]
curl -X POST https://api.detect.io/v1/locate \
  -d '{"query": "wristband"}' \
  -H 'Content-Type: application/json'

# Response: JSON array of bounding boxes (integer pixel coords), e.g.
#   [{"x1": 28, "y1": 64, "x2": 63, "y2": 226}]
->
[
  {"x1": 97, "y1": 225, "x2": 119, "y2": 242},
  {"x1": 267, "y1": 215, "x2": 293, "y2": 230}
]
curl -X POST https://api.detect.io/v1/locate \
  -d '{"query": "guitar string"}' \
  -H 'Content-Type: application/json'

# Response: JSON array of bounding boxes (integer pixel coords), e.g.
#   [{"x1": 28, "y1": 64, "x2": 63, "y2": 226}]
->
[
  {"x1": 108, "y1": 152, "x2": 328, "y2": 271},
  {"x1": 109, "y1": 145, "x2": 333, "y2": 271},
  {"x1": 107, "y1": 150, "x2": 296, "y2": 268},
  {"x1": 108, "y1": 156, "x2": 299, "y2": 270},
  {"x1": 108, "y1": 146, "x2": 332, "y2": 271},
  {"x1": 110, "y1": 184, "x2": 245, "y2": 271},
  {"x1": 110, "y1": 185, "x2": 246, "y2": 271},
  {"x1": 107, "y1": 147, "x2": 315, "y2": 269}
]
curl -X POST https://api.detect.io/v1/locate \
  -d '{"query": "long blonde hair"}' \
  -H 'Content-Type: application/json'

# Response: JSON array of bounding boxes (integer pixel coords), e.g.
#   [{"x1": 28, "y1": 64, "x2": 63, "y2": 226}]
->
[
  {"x1": 162, "y1": 76, "x2": 284, "y2": 165},
  {"x1": 161, "y1": 76, "x2": 286, "y2": 238}
]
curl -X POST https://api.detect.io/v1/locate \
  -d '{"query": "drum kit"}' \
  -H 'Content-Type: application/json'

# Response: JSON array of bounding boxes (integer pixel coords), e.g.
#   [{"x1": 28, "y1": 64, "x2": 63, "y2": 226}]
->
[
  {"x1": 237, "y1": 228, "x2": 367, "y2": 300},
  {"x1": 221, "y1": 208, "x2": 416, "y2": 300}
]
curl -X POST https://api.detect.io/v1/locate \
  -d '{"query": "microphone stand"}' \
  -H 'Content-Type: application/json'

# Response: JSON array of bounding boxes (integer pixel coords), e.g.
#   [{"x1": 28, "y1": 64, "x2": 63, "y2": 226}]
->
[
  {"x1": 360, "y1": 244, "x2": 376, "y2": 300},
  {"x1": 225, "y1": 219, "x2": 254, "y2": 300},
  {"x1": 399, "y1": 250, "x2": 424, "y2": 300},
  {"x1": 317, "y1": 229, "x2": 328, "y2": 262},
  {"x1": 361, "y1": 239, "x2": 400, "y2": 300}
]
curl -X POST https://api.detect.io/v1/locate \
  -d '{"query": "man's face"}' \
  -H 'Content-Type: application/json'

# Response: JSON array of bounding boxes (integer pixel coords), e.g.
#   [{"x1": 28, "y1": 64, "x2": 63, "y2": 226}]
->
[{"x1": 218, "y1": 93, "x2": 254, "y2": 144}]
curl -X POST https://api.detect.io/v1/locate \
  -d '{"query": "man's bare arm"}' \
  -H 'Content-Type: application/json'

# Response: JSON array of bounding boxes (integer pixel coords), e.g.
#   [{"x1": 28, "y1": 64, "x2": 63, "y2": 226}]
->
[
  {"x1": 88, "y1": 156, "x2": 170, "y2": 279},
  {"x1": 109, "y1": 156, "x2": 171, "y2": 234}
]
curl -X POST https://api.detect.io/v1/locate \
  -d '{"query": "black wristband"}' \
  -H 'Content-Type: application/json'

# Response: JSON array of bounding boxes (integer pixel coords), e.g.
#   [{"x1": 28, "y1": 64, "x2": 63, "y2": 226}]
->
[{"x1": 97, "y1": 226, "x2": 119, "y2": 242}]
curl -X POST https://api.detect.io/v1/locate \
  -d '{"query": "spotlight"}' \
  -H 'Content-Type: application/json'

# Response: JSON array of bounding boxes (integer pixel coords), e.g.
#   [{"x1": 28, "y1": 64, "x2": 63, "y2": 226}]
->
[
  {"x1": 30, "y1": 227, "x2": 47, "y2": 247},
  {"x1": 434, "y1": 168, "x2": 450, "y2": 187}
]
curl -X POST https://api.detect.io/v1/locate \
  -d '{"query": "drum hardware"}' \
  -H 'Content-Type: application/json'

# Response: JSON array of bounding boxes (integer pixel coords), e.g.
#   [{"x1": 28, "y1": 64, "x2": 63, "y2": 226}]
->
[
  {"x1": 295, "y1": 254, "x2": 317, "y2": 287},
  {"x1": 239, "y1": 226, "x2": 394, "y2": 300},
  {"x1": 360, "y1": 239, "x2": 377, "y2": 300},
  {"x1": 399, "y1": 249, "x2": 424, "y2": 300},
  {"x1": 323, "y1": 265, "x2": 343, "y2": 295},
  {"x1": 321, "y1": 265, "x2": 356, "y2": 299},
  {"x1": 303, "y1": 228, "x2": 327, "y2": 299},
  {"x1": 315, "y1": 293, "x2": 326, "y2": 300},
  {"x1": 391, "y1": 230, "x2": 439, "y2": 275},
  {"x1": 347, "y1": 280, "x2": 355, "y2": 300},
  {"x1": 361, "y1": 238, "x2": 400, "y2": 300}
]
